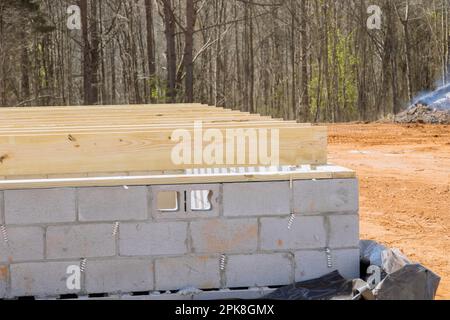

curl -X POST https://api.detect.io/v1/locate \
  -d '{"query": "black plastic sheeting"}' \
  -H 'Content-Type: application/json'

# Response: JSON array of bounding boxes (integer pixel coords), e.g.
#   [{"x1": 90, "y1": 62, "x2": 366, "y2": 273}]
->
[
  {"x1": 374, "y1": 264, "x2": 441, "y2": 300},
  {"x1": 263, "y1": 271, "x2": 353, "y2": 300},
  {"x1": 263, "y1": 241, "x2": 441, "y2": 300},
  {"x1": 361, "y1": 240, "x2": 441, "y2": 300}
]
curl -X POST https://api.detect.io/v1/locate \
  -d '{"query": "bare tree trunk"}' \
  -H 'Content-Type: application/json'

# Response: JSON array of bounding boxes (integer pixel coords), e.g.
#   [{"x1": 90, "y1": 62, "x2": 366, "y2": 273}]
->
[
  {"x1": 90, "y1": 0, "x2": 100, "y2": 105},
  {"x1": 79, "y1": 0, "x2": 100, "y2": 105},
  {"x1": 99, "y1": 0, "x2": 106, "y2": 104},
  {"x1": 111, "y1": 40, "x2": 116, "y2": 104},
  {"x1": 357, "y1": 0, "x2": 368, "y2": 120},
  {"x1": 235, "y1": 2, "x2": 242, "y2": 109},
  {"x1": 161, "y1": 0, "x2": 177, "y2": 103},
  {"x1": 184, "y1": 0, "x2": 195, "y2": 103},
  {"x1": 0, "y1": 4, "x2": 4, "y2": 106},
  {"x1": 300, "y1": 0, "x2": 309, "y2": 121},
  {"x1": 323, "y1": 1, "x2": 331, "y2": 121},
  {"x1": 145, "y1": 0, "x2": 156, "y2": 103},
  {"x1": 290, "y1": 0, "x2": 297, "y2": 120},
  {"x1": 401, "y1": 1, "x2": 413, "y2": 102},
  {"x1": 80, "y1": 0, "x2": 92, "y2": 105},
  {"x1": 20, "y1": 45, "x2": 30, "y2": 102},
  {"x1": 248, "y1": 5, "x2": 255, "y2": 113}
]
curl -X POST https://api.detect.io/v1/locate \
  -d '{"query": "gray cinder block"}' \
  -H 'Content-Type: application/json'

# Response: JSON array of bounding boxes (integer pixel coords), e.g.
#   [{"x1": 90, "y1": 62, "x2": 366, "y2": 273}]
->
[
  {"x1": 0, "y1": 191, "x2": 4, "y2": 225},
  {"x1": 328, "y1": 215, "x2": 360, "y2": 248},
  {"x1": 150, "y1": 184, "x2": 221, "y2": 219},
  {"x1": 4, "y1": 188, "x2": 76, "y2": 225},
  {"x1": 78, "y1": 186, "x2": 148, "y2": 222},
  {"x1": 191, "y1": 219, "x2": 258, "y2": 254},
  {"x1": 155, "y1": 256, "x2": 221, "y2": 291},
  {"x1": 294, "y1": 250, "x2": 332, "y2": 282},
  {"x1": 2, "y1": 177, "x2": 361, "y2": 298},
  {"x1": 223, "y1": 182, "x2": 291, "y2": 217},
  {"x1": 46, "y1": 224, "x2": 116, "y2": 259},
  {"x1": 226, "y1": 253, "x2": 293, "y2": 288},
  {"x1": 0, "y1": 265, "x2": 7, "y2": 299},
  {"x1": 192, "y1": 288, "x2": 275, "y2": 300},
  {"x1": 85, "y1": 259, "x2": 154, "y2": 294},
  {"x1": 295, "y1": 248, "x2": 360, "y2": 282},
  {"x1": 333, "y1": 248, "x2": 360, "y2": 280},
  {"x1": 0, "y1": 227, "x2": 44, "y2": 263},
  {"x1": 120, "y1": 222, "x2": 188, "y2": 256},
  {"x1": 293, "y1": 179, "x2": 359, "y2": 214},
  {"x1": 260, "y1": 216, "x2": 326, "y2": 250},
  {"x1": 10, "y1": 261, "x2": 79, "y2": 298}
]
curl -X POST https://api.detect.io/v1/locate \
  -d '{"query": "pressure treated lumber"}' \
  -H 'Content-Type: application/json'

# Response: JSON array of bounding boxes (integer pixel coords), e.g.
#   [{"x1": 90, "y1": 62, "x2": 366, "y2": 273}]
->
[
  {"x1": 0, "y1": 126, "x2": 327, "y2": 176},
  {"x1": 0, "y1": 165, "x2": 354, "y2": 190},
  {"x1": 0, "y1": 122, "x2": 307, "y2": 135},
  {"x1": 0, "y1": 103, "x2": 327, "y2": 177}
]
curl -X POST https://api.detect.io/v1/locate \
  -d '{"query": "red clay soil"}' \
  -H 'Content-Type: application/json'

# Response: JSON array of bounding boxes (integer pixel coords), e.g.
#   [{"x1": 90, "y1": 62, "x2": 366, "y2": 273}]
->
[{"x1": 328, "y1": 123, "x2": 450, "y2": 300}]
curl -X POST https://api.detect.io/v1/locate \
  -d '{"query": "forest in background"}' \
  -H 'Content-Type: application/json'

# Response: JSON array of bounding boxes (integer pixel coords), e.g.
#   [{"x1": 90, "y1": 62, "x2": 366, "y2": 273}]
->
[{"x1": 1, "y1": 0, "x2": 450, "y2": 122}]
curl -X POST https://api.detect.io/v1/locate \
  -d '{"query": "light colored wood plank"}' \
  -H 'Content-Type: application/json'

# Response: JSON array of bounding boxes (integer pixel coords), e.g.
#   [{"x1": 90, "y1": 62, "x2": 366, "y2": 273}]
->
[
  {"x1": 0, "y1": 114, "x2": 280, "y2": 126},
  {"x1": 0, "y1": 116, "x2": 283, "y2": 127},
  {"x1": 0, "y1": 165, "x2": 355, "y2": 190},
  {"x1": 0, "y1": 103, "x2": 209, "y2": 112},
  {"x1": 0, "y1": 121, "x2": 301, "y2": 134},
  {"x1": 0, "y1": 104, "x2": 323, "y2": 178},
  {"x1": 0, "y1": 110, "x2": 249, "y2": 121},
  {"x1": 0, "y1": 122, "x2": 311, "y2": 136},
  {"x1": 0, "y1": 126, "x2": 327, "y2": 176},
  {"x1": 0, "y1": 112, "x2": 275, "y2": 126}
]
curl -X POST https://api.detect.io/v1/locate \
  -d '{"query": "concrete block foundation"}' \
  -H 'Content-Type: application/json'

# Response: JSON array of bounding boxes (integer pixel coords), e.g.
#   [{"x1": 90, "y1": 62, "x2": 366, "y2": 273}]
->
[
  {"x1": 85, "y1": 259, "x2": 154, "y2": 294},
  {"x1": 0, "y1": 178, "x2": 360, "y2": 299}
]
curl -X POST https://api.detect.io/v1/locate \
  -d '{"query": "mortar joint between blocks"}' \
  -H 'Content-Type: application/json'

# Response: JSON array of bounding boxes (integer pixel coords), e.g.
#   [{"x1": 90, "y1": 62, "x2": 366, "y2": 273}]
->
[
  {"x1": 75, "y1": 188, "x2": 80, "y2": 223},
  {"x1": 43, "y1": 226, "x2": 48, "y2": 260},
  {"x1": 186, "y1": 222, "x2": 193, "y2": 253},
  {"x1": 147, "y1": 186, "x2": 154, "y2": 221},
  {"x1": 323, "y1": 215, "x2": 331, "y2": 248},
  {"x1": 287, "y1": 252, "x2": 296, "y2": 283},
  {"x1": 6, "y1": 264, "x2": 11, "y2": 299},
  {"x1": 218, "y1": 184, "x2": 224, "y2": 217},
  {"x1": 289, "y1": 176, "x2": 294, "y2": 215},
  {"x1": 257, "y1": 218, "x2": 262, "y2": 252},
  {"x1": 152, "y1": 259, "x2": 156, "y2": 291},
  {"x1": 0, "y1": 191, "x2": 5, "y2": 225}
]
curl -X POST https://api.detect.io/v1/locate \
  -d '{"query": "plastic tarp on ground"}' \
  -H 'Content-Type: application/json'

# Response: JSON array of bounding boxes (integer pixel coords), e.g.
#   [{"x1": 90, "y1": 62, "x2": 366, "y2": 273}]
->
[
  {"x1": 263, "y1": 271, "x2": 353, "y2": 300},
  {"x1": 263, "y1": 240, "x2": 440, "y2": 300},
  {"x1": 360, "y1": 240, "x2": 440, "y2": 300}
]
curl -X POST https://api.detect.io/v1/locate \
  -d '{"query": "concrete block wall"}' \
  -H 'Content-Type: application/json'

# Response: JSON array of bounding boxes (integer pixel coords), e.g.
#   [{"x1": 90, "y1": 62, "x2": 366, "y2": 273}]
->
[{"x1": 0, "y1": 179, "x2": 360, "y2": 299}]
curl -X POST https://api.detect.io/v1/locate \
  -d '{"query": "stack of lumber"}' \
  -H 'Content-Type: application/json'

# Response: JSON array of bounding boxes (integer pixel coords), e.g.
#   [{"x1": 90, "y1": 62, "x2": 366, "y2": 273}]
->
[{"x1": 0, "y1": 104, "x2": 353, "y2": 189}]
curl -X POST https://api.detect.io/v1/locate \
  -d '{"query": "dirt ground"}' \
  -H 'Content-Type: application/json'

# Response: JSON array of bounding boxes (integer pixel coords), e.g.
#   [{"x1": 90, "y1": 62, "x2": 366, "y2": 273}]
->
[{"x1": 328, "y1": 123, "x2": 450, "y2": 300}]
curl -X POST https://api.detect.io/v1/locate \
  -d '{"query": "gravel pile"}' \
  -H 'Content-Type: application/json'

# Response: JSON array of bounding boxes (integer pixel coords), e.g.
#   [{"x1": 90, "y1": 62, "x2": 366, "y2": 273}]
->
[{"x1": 395, "y1": 104, "x2": 450, "y2": 124}]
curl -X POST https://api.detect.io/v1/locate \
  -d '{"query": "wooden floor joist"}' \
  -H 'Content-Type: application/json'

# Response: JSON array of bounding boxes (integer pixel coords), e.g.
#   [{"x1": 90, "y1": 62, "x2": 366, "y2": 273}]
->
[
  {"x1": 0, "y1": 104, "x2": 333, "y2": 181},
  {"x1": 0, "y1": 165, "x2": 355, "y2": 190}
]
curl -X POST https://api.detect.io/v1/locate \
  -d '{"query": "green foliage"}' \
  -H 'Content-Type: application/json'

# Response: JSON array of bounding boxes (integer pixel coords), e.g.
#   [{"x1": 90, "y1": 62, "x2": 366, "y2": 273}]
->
[
  {"x1": 39, "y1": 65, "x2": 47, "y2": 87},
  {"x1": 309, "y1": 28, "x2": 358, "y2": 121},
  {"x1": 333, "y1": 29, "x2": 358, "y2": 118},
  {"x1": 147, "y1": 76, "x2": 166, "y2": 102}
]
